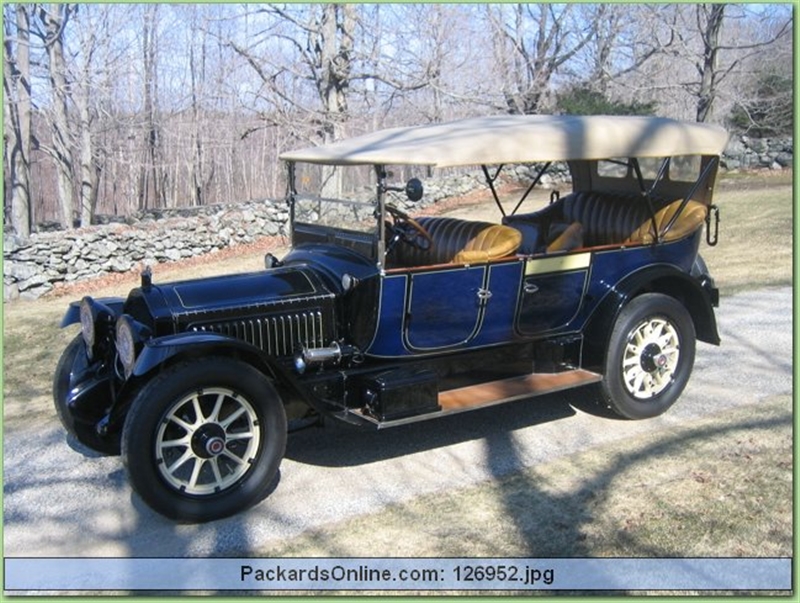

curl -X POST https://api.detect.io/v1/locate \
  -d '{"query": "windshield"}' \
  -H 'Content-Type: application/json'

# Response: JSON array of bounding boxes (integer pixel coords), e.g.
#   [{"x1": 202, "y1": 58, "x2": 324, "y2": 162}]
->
[
  {"x1": 293, "y1": 195, "x2": 376, "y2": 233},
  {"x1": 292, "y1": 163, "x2": 377, "y2": 235}
]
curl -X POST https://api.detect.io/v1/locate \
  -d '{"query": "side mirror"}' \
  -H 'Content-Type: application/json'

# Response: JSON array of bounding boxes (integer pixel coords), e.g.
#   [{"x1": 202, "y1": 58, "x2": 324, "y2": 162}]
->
[{"x1": 405, "y1": 178, "x2": 423, "y2": 202}]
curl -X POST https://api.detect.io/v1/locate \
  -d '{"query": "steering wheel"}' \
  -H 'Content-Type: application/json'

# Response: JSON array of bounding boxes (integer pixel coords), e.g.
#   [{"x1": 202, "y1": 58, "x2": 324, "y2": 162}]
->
[{"x1": 385, "y1": 204, "x2": 434, "y2": 251}]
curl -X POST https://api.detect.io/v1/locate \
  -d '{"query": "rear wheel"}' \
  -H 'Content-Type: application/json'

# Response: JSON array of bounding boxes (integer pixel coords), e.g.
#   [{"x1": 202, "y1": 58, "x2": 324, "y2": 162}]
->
[
  {"x1": 600, "y1": 293, "x2": 696, "y2": 419},
  {"x1": 122, "y1": 357, "x2": 286, "y2": 522}
]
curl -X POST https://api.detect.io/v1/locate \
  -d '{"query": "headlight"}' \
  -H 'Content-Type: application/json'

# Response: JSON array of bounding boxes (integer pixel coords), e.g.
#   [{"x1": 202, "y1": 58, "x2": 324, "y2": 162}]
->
[
  {"x1": 79, "y1": 297, "x2": 97, "y2": 354},
  {"x1": 115, "y1": 315, "x2": 137, "y2": 378}
]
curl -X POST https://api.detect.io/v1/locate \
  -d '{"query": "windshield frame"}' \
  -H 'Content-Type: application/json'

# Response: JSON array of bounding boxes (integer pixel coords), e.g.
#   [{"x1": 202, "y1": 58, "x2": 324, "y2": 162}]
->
[{"x1": 286, "y1": 161, "x2": 392, "y2": 269}]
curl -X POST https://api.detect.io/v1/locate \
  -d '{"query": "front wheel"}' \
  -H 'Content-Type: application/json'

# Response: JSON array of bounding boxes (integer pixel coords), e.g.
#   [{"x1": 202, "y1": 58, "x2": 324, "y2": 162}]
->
[
  {"x1": 599, "y1": 293, "x2": 696, "y2": 419},
  {"x1": 122, "y1": 357, "x2": 287, "y2": 522}
]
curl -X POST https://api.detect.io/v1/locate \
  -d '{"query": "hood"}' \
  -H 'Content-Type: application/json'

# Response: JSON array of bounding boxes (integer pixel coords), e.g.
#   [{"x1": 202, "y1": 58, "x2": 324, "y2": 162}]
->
[
  {"x1": 125, "y1": 265, "x2": 337, "y2": 336},
  {"x1": 125, "y1": 265, "x2": 340, "y2": 357},
  {"x1": 159, "y1": 266, "x2": 332, "y2": 313}
]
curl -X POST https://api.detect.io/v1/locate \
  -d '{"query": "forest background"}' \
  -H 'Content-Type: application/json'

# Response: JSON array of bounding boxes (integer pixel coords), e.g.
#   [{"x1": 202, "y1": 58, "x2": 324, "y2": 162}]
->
[{"x1": 2, "y1": 3, "x2": 793, "y2": 238}]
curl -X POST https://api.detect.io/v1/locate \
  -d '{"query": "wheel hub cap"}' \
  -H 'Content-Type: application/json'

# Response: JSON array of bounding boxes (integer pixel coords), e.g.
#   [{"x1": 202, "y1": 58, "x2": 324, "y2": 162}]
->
[
  {"x1": 640, "y1": 343, "x2": 667, "y2": 372},
  {"x1": 192, "y1": 423, "x2": 227, "y2": 458}
]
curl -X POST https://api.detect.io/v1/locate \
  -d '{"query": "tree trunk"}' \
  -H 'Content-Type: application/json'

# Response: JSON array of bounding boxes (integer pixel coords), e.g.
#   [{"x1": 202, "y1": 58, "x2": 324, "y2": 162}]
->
[
  {"x1": 40, "y1": 3, "x2": 76, "y2": 228},
  {"x1": 3, "y1": 5, "x2": 33, "y2": 237},
  {"x1": 314, "y1": 4, "x2": 355, "y2": 198},
  {"x1": 77, "y1": 21, "x2": 98, "y2": 227},
  {"x1": 189, "y1": 7, "x2": 204, "y2": 206},
  {"x1": 139, "y1": 4, "x2": 163, "y2": 210},
  {"x1": 78, "y1": 87, "x2": 99, "y2": 227},
  {"x1": 695, "y1": 4, "x2": 725, "y2": 123}
]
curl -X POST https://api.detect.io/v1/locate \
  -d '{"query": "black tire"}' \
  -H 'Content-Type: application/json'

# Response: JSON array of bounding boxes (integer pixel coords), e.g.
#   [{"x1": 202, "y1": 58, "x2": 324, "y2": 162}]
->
[
  {"x1": 121, "y1": 357, "x2": 287, "y2": 522},
  {"x1": 53, "y1": 335, "x2": 121, "y2": 455},
  {"x1": 599, "y1": 293, "x2": 696, "y2": 419}
]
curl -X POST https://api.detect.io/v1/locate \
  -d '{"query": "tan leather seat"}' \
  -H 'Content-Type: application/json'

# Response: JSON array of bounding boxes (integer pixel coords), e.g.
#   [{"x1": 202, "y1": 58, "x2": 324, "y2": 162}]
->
[
  {"x1": 452, "y1": 224, "x2": 522, "y2": 263},
  {"x1": 625, "y1": 200, "x2": 707, "y2": 245},
  {"x1": 546, "y1": 221, "x2": 583, "y2": 252},
  {"x1": 389, "y1": 217, "x2": 522, "y2": 267}
]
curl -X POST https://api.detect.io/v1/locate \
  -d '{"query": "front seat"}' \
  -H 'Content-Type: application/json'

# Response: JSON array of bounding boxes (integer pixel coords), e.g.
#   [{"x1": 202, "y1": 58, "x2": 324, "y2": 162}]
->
[{"x1": 452, "y1": 224, "x2": 522, "y2": 264}]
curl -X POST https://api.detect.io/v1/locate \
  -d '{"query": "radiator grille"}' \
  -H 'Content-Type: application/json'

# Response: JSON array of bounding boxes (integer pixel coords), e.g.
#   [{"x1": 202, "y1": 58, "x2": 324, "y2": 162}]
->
[{"x1": 191, "y1": 311, "x2": 326, "y2": 356}]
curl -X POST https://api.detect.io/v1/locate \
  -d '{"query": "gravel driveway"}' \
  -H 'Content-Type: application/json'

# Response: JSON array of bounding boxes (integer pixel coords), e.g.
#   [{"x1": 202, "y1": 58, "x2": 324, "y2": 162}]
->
[{"x1": 3, "y1": 286, "x2": 792, "y2": 558}]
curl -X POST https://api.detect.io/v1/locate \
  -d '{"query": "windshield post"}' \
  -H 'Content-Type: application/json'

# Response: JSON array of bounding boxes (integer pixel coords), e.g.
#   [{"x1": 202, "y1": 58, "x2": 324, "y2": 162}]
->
[{"x1": 375, "y1": 165, "x2": 387, "y2": 270}]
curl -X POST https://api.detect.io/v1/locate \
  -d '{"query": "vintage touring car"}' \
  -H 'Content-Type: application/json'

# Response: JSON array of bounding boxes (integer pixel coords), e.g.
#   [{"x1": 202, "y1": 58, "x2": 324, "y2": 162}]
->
[{"x1": 54, "y1": 115, "x2": 729, "y2": 521}]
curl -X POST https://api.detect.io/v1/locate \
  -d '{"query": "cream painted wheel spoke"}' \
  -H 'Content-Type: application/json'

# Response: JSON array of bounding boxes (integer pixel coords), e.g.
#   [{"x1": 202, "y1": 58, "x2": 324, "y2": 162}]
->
[
  {"x1": 165, "y1": 449, "x2": 194, "y2": 475},
  {"x1": 622, "y1": 316, "x2": 681, "y2": 399},
  {"x1": 155, "y1": 387, "x2": 262, "y2": 496}
]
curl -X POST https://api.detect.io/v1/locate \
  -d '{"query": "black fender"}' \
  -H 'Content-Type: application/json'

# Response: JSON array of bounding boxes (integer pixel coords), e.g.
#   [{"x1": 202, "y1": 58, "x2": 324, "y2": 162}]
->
[
  {"x1": 131, "y1": 331, "x2": 297, "y2": 383},
  {"x1": 131, "y1": 331, "x2": 315, "y2": 406},
  {"x1": 582, "y1": 263, "x2": 720, "y2": 371},
  {"x1": 61, "y1": 297, "x2": 125, "y2": 328},
  {"x1": 97, "y1": 331, "x2": 309, "y2": 434}
]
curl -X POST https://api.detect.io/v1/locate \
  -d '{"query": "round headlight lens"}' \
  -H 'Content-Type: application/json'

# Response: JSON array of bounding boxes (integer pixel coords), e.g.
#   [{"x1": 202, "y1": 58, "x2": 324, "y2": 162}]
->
[
  {"x1": 115, "y1": 316, "x2": 136, "y2": 378},
  {"x1": 79, "y1": 297, "x2": 96, "y2": 350}
]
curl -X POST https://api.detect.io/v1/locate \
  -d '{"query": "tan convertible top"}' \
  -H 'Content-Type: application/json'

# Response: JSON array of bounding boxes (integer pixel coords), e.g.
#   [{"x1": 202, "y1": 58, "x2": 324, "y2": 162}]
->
[{"x1": 280, "y1": 115, "x2": 729, "y2": 167}]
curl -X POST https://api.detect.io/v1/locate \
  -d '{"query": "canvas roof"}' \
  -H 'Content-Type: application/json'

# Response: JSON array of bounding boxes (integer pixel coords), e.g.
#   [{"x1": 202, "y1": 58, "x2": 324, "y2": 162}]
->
[{"x1": 279, "y1": 115, "x2": 730, "y2": 167}]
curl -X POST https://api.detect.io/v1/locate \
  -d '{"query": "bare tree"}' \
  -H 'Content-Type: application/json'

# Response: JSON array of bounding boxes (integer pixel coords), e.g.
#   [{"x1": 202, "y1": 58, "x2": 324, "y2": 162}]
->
[
  {"x1": 694, "y1": 4, "x2": 791, "y2": 123},
  {"x1": 35, "y1": 3, "x2": 78, "y2": 228},
  {"x1": 693, "y1": 4, "x2": 726, "y2": 123},
  {"x1": 3, "y1": 4, "x2": 33, "y2": 237},
  {"x1": 187, "y1": 5, "x2": 207, "y2": 206},
  {"x1": 640, "y1": 3, "x2": 794, "y2": 122},
  {"x1": 138, "y1": 3, "x2": 166, "y2": 210},
  {"x1": 486, "y1": 3, "x2": 603, "y2": 114},
  {"x1": 229, "y1": 4, "x2": 360, "y2": 196},
  {"x1": 374, "y1": 4, "x2": 483, "y2": 124},
  {"x1": 72, "y1": 4, "x2": 108, "y2": 227},
  {"x1": 578, "y1": 5, "x2": 676, "y2": 97}
]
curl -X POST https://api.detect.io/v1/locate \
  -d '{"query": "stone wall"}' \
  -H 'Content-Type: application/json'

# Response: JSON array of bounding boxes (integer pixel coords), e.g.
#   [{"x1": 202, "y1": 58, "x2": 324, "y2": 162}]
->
[
  {"x1": 3, "y1": 170, "x2": 499, "y2": 301},
  {"x1": 3, "y1": 201, "x2": 290, "y2": 301},
  {"x1": 723, "y1": 135, "x2": 793, "y2": 171},
  {"x1": 3, "y1": 137, "x2": 791, "y2": 301}
]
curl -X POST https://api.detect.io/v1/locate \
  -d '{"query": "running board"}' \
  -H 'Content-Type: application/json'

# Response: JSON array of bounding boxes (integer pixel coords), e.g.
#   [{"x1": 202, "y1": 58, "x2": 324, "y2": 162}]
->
[{"x1": 350, "y1": 368, "x2": 602, "y2": 429}]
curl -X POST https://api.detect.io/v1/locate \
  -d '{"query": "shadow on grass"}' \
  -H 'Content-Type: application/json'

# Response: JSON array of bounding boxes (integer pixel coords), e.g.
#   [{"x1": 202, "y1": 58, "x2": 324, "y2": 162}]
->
[{"x1": 480, "y1": 409, "x2": 792, "y2": 559}]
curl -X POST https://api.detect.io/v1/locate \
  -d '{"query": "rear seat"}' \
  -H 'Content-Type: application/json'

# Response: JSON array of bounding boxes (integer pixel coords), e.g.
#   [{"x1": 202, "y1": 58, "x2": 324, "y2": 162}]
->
[{"x1": 504, "y1": 191, "x2": 706, "y2": 252}]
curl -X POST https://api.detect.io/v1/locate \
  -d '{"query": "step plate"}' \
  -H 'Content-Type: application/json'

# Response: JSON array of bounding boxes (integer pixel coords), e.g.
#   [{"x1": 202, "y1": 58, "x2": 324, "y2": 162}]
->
[
  {"x1": 351, "y1": 368, "x2": 602, "y2": 428},
  {"x1": 439, "y1": 369, "x2": 602, "y2": 411}
]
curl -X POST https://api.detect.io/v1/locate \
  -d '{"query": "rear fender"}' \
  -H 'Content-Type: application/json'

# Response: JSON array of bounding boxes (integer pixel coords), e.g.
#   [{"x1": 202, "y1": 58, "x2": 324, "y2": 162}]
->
[{"x1": 583, "y1": 264, "x2": 720, "y2": 370}]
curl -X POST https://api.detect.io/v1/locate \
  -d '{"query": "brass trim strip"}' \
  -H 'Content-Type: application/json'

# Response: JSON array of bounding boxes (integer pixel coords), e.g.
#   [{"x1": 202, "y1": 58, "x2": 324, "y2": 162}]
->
[{"x1": 524, "y1": 252, "x2": 591, "y2": 276}]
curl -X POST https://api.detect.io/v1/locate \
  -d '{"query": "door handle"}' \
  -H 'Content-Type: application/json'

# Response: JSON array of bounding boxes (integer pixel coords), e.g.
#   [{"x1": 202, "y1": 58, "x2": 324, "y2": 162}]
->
[
  {"x1": 477, "y1": 288, "x2": 493, "y2": 302},
  {"x1": 524, "y1": 283, "x2": 539, "y2": 294}
]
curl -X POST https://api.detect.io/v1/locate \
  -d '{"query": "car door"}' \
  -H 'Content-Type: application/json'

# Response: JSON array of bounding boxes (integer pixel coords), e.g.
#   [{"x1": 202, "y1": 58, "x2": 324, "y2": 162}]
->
[
  {"x1": 516, "y1": 252, "x2": 591, "y2": 335},
  {"x1": 404, "y1": 264, "x2": 487, "y2": 351}
]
